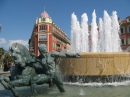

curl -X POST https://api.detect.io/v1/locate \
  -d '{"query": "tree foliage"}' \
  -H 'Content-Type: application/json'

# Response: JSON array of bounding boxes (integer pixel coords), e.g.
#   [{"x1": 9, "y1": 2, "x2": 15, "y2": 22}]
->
[
  {"x1": 0, "y1": 48, "x2": 4, "y2": 57},
  {"x1": 0, "y1": 48, "x2": 4, "y2": 64},
  {"x1": 0, "y1": 48, "x2": 14, "y2": 64},
  {"x1": 2, "y1": 53, "x2": 14, "y2": 63}
]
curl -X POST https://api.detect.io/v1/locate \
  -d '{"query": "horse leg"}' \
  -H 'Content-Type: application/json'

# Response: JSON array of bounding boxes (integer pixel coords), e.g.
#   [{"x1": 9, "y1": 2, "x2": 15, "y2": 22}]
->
[
  {"x1": 0, "y1": 80, "x2": 20, "y2": 97},
  {"x1": 11, "y1": 87, "x2": 21, "y2": 97},
  {"x1": 54, "y1": 78, "x2": 65, "y2": 92},
  {"x1": 53, "y1": 72, "x2": 65, "y2": 92},
  {"x1": 8, "y1": 79, "x2": 29, "y2": 97},
  {"x1": 31, "y1": 74, "x2": 48, "y2": 96},
  {"x1": 0, "y1": 80, "x2": 10, "y2": 89},
  {"x1": 31, "y1": 80, "x2": 37, "y2": 96}
]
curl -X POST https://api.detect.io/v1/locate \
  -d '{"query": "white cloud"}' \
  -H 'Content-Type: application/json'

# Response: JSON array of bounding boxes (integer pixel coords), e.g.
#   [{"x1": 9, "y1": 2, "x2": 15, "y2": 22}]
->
[
  {"x1": 9, "y1": 40, "x2": 29, "y2": 48},
  {"x1": 0, "y1": 38, "x2": 7, "y2": 44},
  {"x1": 0, "y1": 38, "x2": 29, "y2": 50}
]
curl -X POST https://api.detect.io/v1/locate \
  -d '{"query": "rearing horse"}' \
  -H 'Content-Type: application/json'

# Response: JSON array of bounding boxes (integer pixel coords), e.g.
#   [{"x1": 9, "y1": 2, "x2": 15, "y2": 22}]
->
[{"x1": 0, "y1": 43, "x2": 37, "y2": 97}]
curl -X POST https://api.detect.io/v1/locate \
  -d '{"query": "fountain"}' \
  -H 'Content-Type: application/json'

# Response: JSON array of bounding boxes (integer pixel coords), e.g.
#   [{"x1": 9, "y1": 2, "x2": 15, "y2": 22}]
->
[
  {"x1": 59, "y1": 10, "x2": 130, "y2": 83},
  {"x1": 70, "y1": 10, "x2": 121, "y2": 52},
  {"x1": 1, "y1": 10, "x2": 130, "y2": 97}
]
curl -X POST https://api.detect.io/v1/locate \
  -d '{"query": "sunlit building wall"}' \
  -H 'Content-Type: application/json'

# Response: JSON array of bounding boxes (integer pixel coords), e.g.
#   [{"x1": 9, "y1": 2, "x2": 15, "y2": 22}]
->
[
  {"x1": 29, "y1": 9, "x2": 70, "y2": 56},
  {"x1": 119, "y1": 16, "x2": 130, "y2": 50}
]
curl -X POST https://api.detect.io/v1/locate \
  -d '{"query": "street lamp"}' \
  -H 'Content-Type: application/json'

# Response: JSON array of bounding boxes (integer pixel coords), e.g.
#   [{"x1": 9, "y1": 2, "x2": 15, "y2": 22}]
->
[{"x1": 0, "y1": 24, "x2": 2, "y2": 32}]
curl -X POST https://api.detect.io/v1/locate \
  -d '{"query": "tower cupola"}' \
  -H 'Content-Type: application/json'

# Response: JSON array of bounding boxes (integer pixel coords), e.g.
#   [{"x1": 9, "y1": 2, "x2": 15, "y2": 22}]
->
[
  {"x1": 40, "y1": 7, "x2": 49, "y2": 18},
  {"x1": 40, "y1": 10, "x2": 49, "y2": 18},
  {"x1": 36, "y1": 7, "x2": 52, "y2": 24}
]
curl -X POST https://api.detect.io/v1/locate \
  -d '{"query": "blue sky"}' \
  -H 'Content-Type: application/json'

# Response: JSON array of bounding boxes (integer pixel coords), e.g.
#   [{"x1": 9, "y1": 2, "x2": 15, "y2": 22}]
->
[{"x1": 0, "y1": 0, "x2": 130, "y2": 50}]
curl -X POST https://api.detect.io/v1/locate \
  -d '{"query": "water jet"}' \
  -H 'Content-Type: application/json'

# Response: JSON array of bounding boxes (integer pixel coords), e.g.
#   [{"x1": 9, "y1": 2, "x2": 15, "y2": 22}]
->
[{"x1": 59, "y1": 10, "x2": 128, "y2": 83}]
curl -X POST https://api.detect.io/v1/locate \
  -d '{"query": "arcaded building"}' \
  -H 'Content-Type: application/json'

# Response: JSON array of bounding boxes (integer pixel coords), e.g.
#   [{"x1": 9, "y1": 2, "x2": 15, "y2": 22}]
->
[
  {"x1": 28, "y1": 9, "x2": 70, "y2": 56},
  {"x1": 119, "y1": 16, "x2": 130, "y2": 50}
]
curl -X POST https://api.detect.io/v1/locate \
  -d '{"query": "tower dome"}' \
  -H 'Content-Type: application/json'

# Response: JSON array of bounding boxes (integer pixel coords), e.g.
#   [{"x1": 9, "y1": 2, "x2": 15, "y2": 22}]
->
[{"x1": 40, "y1": 9, "x2": 49, "y2": 18}]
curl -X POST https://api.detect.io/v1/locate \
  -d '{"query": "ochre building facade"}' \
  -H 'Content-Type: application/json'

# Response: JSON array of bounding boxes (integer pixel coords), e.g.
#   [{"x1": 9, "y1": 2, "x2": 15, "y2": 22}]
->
[
  {"x1": 28, "y1": 10, "x2": 70, "y2": 56},
  {"x1": 119, "y1": 16, "x2": 130, "y2": 50}
]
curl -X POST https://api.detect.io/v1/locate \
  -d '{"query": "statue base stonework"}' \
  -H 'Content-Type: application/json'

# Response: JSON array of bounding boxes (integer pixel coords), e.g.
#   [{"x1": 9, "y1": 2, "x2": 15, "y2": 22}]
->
[{"x1": 59, "y1": 52, "x2": 130, "y2": 77}]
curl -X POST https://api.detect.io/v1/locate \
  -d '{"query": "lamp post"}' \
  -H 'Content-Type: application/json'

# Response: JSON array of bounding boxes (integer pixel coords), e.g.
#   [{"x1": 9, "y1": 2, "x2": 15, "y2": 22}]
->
[
  {"x1": 0, "y1": 24, "x2": 2, "y2": 32},
  {"x1": 0, "y1": 24, "x2": 2, "y2": 69}
]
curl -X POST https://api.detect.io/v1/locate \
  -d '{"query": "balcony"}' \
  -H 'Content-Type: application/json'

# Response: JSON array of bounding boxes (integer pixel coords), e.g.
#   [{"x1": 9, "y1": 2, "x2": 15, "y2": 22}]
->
[{"x1": 52, "y1": 31, "x2": 70, "y2": 44}]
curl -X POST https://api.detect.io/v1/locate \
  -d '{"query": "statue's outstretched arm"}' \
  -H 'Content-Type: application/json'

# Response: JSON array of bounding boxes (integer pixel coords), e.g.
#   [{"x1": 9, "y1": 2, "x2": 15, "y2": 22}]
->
[
  {"x1": 51, "y1": 52, "x2": 80, "y2": 58},
  {"x1": 65, "y1": 52, "x2": 80, "y2": 58},
  {"x1": 51, "y1": 52, "x2": 66, "y2": 57}
]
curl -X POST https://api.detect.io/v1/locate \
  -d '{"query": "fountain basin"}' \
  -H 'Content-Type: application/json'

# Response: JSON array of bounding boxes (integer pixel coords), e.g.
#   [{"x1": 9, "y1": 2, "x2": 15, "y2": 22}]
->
[{"x1": 59, "y1": 52, "x2": 130, "y2": 76}]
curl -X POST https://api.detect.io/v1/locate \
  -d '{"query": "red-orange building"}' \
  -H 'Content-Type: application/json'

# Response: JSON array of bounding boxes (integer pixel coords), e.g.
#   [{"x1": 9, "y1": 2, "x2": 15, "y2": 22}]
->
[
  {"x1": 28, "y1": 9, "x2": 70, "y2": 56},
  {"x1": 119, "y1": 16, "x2": 130, "y2": 50}
]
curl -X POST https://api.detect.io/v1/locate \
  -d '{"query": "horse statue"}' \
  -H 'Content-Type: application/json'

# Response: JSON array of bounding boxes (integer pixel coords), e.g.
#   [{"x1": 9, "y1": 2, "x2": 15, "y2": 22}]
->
[
  {"x1": 0, "y1": 43, "x2": 80, "y2": 97},
  {"x1": 0, "y1": 43, "x2": 39, "y2": 97}
]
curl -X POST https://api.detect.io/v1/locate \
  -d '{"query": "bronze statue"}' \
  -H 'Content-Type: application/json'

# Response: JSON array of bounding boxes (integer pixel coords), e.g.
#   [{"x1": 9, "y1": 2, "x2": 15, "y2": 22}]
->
[
  {"x1": 0, "y1": 43, "x2": 80, "y2": 97},
  {"x1": 31, "y1": 44, "x2": 80, "y2": 95},
  {"x1": 0, "y1": 43, "x2": 37, "y2": 97}
]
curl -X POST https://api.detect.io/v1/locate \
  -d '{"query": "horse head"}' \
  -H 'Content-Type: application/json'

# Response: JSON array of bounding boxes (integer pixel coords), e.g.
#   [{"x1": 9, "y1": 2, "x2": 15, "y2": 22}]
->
[{"x1": 9, "y1": 43, "x2": 32, "y2": 67}]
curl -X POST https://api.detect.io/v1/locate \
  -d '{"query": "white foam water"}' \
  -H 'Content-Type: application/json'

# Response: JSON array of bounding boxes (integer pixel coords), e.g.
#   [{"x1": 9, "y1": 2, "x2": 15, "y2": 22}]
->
[{"x1": 64, "y1": 81, "x2": 130, "y2": 87}]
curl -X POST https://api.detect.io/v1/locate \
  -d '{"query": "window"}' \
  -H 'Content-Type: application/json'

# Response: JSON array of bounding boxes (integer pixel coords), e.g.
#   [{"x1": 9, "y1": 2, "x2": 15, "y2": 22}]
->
[
  {"x1": 39, "y1": 26, "x2": 47, "y2": 30},
  {"x1": 121, "y1": 38, "x2": 126, "y2": 45},
  {"x1": 53, "y1": 36, "x2": 56, "y2": 41},
  {"x1": 39, "y1": 41, "x2": 47, "y2": 45},
  {"x1": 52, "y1": 42, "x2": 55, "y2": 48},
  {"x1": 57, "y1": 43, "x2": 60, "y2": 47},
  {"x1": 121, "y1": 28, "x2": 124, "y2": 33},
  {"x1": 42, "y1": 18, "x2": 46, "y2": 21},
  {"x1": 120, "y1": 27, "x2": 125, "y2": 34},
  {"x1": 54, "y1": 43, "x2": 56, "y2": 49},
  {"x1": 52, "y1": 27, "x2": 55, "y2": 32},
  {"x1": 128, "y1": 38, "x2": 130, "y2": 44},
  {"x1": 39, "y1": 34, "x2": 47, "y2": 40},
  {"x1": 128, "y1": 26, "x2": 130, "y2": 33}
]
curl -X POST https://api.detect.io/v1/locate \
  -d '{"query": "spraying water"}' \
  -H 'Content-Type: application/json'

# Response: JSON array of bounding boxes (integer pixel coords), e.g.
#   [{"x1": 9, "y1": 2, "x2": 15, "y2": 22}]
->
[
  {"x1": 71, "y1": 13, "x2": 77, "y2": 53},
  {"x1": 71, "y1": 13, "x2": 81, "y2": 53},
  {"x1": 71, "y1": 10, "x2": 121, "y2": 52},
  {"x1": 111, "y1": 11, "x2": 121, "y2": 52},
  {"x1": 91, "y1": 10, "x2": 98, "y2": 52},
  {"x1": 81, "y1": 13, "x2": 89, "y2": 52},
  {"x1": 99, "y1": 18, "x2": 104, "y2": 52},
  {"x1": 103, "y1": 10, "x2": 112, "y2": 52}
]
